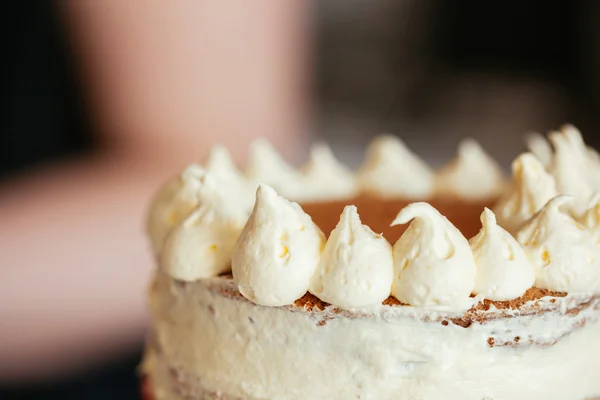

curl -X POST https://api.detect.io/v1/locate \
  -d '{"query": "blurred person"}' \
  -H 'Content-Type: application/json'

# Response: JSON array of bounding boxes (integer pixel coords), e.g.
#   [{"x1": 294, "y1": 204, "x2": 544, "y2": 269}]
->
[{"x1": 0, "y1": 0, "x2": 310, "y2": 395}]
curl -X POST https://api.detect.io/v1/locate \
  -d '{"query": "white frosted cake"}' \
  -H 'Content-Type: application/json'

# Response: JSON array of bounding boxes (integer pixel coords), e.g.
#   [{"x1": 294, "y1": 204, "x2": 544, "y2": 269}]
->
[{"x1": 141, "y1": 126, "x2": 600, "y2": 400}]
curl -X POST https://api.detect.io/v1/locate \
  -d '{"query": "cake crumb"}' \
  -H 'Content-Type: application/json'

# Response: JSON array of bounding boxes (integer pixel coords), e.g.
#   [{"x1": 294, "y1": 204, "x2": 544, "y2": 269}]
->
[
  {"x1": 451, "y1": 318, "x2": 473, "y2": 328},
  {"x1": 294, "y1": 292, "x2": 328, "y2": 311},
  {"x1": 382, "y1": 296, "x2": 405, "y2": 306}
]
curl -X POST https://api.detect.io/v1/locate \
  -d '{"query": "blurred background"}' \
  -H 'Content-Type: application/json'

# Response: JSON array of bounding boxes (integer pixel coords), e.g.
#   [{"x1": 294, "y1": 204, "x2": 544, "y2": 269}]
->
[
  {"x1": 2, "y1": 1, "x2": 600, "y2": 399},
  {"x1": 315, "y1": 1, "x2": 600, "y2": 167}
]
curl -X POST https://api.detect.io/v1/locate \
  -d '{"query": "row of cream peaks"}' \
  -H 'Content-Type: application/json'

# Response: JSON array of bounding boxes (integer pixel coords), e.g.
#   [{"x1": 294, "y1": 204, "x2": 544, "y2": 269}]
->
[
  {"x1": 206, "y1": 133, "x2": 507, "y2": 203},
  {"x1": 146, "y1": 125, "x2": 600, "y2": 310}
]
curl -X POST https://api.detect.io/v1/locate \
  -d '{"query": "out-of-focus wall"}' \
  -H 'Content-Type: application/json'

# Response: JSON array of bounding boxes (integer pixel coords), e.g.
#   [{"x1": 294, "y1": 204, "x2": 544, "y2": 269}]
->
[{"x1": 314, "y1": 0, "x2": 600, "y2": 169}]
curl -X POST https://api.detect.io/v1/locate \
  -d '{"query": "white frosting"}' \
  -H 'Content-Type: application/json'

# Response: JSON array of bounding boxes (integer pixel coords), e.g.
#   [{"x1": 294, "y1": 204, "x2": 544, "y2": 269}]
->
[
  {"x1": 146, "y1": 164, "x2": 205, "y2": 253},
  {"x1": 232, "y1": 185, "x2": 325, "y2": 306},
  {"x1": 244, "y1": 139, "x2": 302, "y2": 199},
  {"x1": 525, "y1": 131, "x2": 553, "y2": 166},
  {"x1": 548, "y1": 125, "x2": 595, "y2": 201},
  {"x1": 293, "y1": 144, "x2": 358, "y2": 202},
  {"x1": 357, "y1": 135, "x2": 435, "y2": 199},
  {"x1": 580, "y1": 194, "x2": 600, "y2": 243},
  {"x1": 435, "y1": 138, "x2": 505, "y2": 200},
  {"x1": 390, "y1": 202, "x2": 476, "y2": 308},
  {"x1": 309, "y1": 206, "x2": 393, "y2": 309},
  {"x1": 469, "y1": 208, "x2": 535, "y2": 300},
  {"x1": 161, "y1": 171, "x2": 250, "y2": 281},
  {"x1": 587, "y1": 145, "x2": 600, "y2": 192},
  {"x1": 493, "y1": 153, "x2": 558, "y2": 234},
  {"x1": 147, "y1": 272, "x2": 600, "y2": 400},
  {"x1": 517, "y1": 195, "x2": 600, "y2": 293},
  {"x1": 204, "y1": 145, "x2": 256, "y2": 213}
]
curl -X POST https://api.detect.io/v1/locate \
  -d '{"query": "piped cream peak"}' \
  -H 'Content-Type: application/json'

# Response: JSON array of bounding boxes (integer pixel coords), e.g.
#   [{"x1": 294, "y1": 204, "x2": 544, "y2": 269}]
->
[
  {"x1": 435, "y1": 138, "x2": 505, "y2": 200},
  {"x1": 358, "y1": 135, "x2": 434, "y2": 199},
  {"x1": 294, "y1": 143, "x2": 358, "y2": 202},
  {"x1": 525, "y1": 131, "x2": 553, "y2": 166},
  {"x1": 390, "y1": 202, "x2": 476, "y2": 308},
  {"x1": 494, "y1": 153, "x2": 557, "y2": 234},
  {"x1": 161, "y1": 170, "x2": 251, "y2": 281},
  {"x1": 548, "y1": 126, "x2": 594, "y2": 200},
  {"x1": 309, "y1": 205, "x2": 393, "y2": 309},
  {"x1": 232, "y1": 184, "x2": 324, "y2": 306},
  {"x1": 245, "y1": 139, "x2": 301, "y2": 198},
  {"x1": 146, "y1": 164, "x2": 206, "y2": 253},
  {"x1": 517, "y1": 195, "x2": 600, "y2": 293},
  {"x1": 205, "y1": 145, "x2": 240, "y2": 179},
  {"x1": 469, "y1": 208, "x2": 535, "y2": 301},
  {"x1": 479, "y1": 207, "x2": 497, "y2": 231}
]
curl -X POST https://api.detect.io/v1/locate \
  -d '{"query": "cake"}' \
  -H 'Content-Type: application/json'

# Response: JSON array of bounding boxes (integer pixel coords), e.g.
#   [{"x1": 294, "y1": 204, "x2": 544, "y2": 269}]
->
[{"x1": 141, "y1": 125, "x2": 600, "y2": 400}]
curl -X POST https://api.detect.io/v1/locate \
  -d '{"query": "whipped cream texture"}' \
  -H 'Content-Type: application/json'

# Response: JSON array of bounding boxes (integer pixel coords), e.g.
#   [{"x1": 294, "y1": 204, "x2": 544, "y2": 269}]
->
[
  {"x1": 436, "y1": 138, "x2": 505, "y2": 200},
  {"x1": 232, "y1": 185, "x2": 325, "y2": 306},
  {"x1": 161, "y1": 171, "x2": 250, "y2": 281},
  {"x1": 391, "y1": 202, "x2": 476, "y2": 308},
  {"x1": 357, "y1": 135, "x2": 435, "y2": 199},
  {"x1": 517, "y1": 195, "x2": 600, "y2": 292},
  {"x1": 469, "y1": 208, "x2": 535, "y2": 300},
  {"x1": 309, "y1": 205, "x2": 393, "y2": 309},
  {"x1": 494, "y1": 153, "x2": 558, "y2": 234}
]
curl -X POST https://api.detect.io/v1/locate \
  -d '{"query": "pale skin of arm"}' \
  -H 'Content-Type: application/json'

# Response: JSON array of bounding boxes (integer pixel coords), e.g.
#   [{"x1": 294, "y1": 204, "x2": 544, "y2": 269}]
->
[{"x1": 0, "y1": 1, "x2": 310, "y2": 382}]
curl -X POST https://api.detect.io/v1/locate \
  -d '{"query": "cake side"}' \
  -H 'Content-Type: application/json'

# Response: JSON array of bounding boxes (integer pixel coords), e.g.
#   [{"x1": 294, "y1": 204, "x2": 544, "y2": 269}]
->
[{"x1": 144, "y1": 272, "x2": 600, "y2": 400}]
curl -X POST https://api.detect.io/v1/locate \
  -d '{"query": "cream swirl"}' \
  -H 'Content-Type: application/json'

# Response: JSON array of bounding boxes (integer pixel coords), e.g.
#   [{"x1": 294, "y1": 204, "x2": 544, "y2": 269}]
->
[
  {"x1": 294, "y1": 144, "x2": 358, "y2": 202},
  {"x1": 232, "y1": 185, "x2": 325, "y2": 306},
  {"x1": 517, "y1": 195, "x2": 600, "y2": 293},
  {"x1": 469, "y1": 208, "x2": 535, "y2": 300},
  {"x1": 493, "y1": 153, "x2": 558, "y2": 234},
  {"x1": 390, "y1": 202, "x2": 476, "y2": 308},
  {"x1": 435, "y1": 139, "x2": 505, "y2": 200},
  {"x1": 357, "y1": 135, "x2": 434, "y2": 199},
  {"x1": 146, "y1": 164, "x2": 205, "y2": 253},
  {"x1": 161, "y1": 171, "x2": 250, "y2": 281},
  {"x1": 309, "y1": 206, "x2": 393, "y2": 309}
]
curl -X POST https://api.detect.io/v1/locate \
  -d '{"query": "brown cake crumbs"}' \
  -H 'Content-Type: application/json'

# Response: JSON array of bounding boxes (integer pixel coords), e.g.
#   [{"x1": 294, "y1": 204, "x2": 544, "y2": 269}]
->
[
  {"x1": 487, "y1": 337, "x2": 495, "y2": 347},
  {"x1": 470, "y1": 287, "x2": 567, "y2": 312},
  {"x1": 382, "y1": 296, "x2": 405, "y2": 306},
  {"x1": 451, "y1": 318, "x2": 473, "y2": 328},
  {"x1": 290, "y1": 287, "x2": 565, "y2": 314},
  {"x1": 294, "y1": 292, "x2": 328, "y2": 312},
  {"x1": 209, "y1": 275, "x2": 595, "y2": 336}
]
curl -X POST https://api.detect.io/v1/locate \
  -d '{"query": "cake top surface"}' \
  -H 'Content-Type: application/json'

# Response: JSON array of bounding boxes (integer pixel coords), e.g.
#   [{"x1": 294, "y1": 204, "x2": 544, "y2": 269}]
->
[{"x1": 146, "y1": 124, "x2": 600, "y2": 313}]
